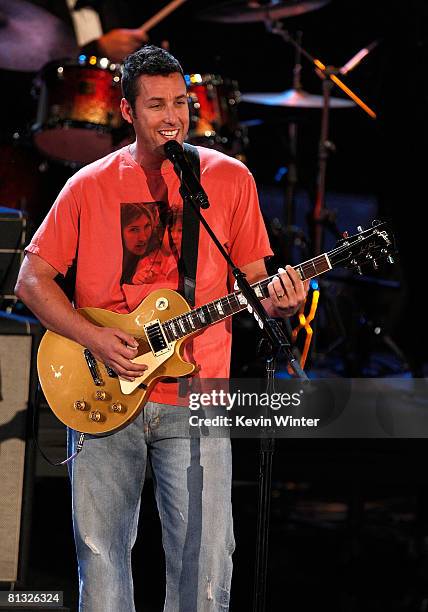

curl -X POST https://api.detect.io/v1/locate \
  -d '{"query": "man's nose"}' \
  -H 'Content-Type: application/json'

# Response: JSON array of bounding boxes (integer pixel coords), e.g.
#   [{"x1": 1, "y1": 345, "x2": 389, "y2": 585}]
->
[{"x1": 163, "y1": 104, "x2": 178, "y2": 124}]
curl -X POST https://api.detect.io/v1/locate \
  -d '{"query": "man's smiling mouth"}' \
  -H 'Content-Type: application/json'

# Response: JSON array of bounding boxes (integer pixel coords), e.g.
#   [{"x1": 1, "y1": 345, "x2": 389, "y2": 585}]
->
[{"x1": 159, "y1": 129, "x2": 179, "y2": 139}]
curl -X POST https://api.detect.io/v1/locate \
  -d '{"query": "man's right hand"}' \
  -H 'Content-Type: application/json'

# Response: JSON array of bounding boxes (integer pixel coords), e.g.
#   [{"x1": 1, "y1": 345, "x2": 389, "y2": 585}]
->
[
  {"x1": 98, "y1": 28, "x2": 148, "y2": 62},
  {"x1": 87, "y1": 326, "x2": 148, "y2": 382}
]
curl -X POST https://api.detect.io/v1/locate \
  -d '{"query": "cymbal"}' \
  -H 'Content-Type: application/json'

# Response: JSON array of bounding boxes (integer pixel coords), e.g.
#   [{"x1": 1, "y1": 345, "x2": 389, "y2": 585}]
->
[
  {"x1": 0, "y1": 0, "x2": 77, "y2": 72},
  {"x1": 198, "y1": 0, "x2": 330, "y2": 23},
  {"x1": 241, "y1": 88, "x2": 355, "y2": 108}
]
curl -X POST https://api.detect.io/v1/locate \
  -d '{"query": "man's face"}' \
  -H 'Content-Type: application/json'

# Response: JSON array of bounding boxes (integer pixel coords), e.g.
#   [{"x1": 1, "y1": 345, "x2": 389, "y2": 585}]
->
[{"x1": 121, "y1": 72, "x2": 189, "y2": 162}]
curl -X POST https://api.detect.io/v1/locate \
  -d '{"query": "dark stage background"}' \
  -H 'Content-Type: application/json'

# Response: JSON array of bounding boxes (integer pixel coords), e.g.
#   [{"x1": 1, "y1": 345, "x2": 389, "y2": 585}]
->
[{"x1": 1, "y1": 0, "x2": 428, "y2": 610}]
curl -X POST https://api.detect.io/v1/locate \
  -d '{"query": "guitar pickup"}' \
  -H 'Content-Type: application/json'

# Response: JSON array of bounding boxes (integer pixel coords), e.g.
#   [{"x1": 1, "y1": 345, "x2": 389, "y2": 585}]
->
[
  {"x1": 144, "y1": 319, "x2": 171, "y2": 357},
  {"x1": 83, "y1": 349, "x2": 103, "y2": 386}
]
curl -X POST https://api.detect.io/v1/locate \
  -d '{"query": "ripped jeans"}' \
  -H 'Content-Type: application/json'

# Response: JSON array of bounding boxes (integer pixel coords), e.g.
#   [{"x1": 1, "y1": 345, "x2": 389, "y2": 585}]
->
[{"x1": 67, "y1": 402, "x2": 235, "y2": 612}]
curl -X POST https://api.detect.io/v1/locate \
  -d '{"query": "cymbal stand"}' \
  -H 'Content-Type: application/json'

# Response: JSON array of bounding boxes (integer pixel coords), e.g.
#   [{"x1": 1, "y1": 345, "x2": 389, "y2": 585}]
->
[
  {"x1": 313, "y1": 71, "x2": 336, "y2": 254},
  {"x1": 283, "y1": 31, "x2": 303, "y2": 232},
  {"x1": 265, "y1": 20, "x2": 376, "y2": 254}
]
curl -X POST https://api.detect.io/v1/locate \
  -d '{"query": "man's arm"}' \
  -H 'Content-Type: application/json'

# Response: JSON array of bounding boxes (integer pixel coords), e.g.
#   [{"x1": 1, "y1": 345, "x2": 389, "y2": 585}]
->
[
  {"x1": 15, "y1": 253, "x2": 147, "y2": 381},
  {"x1": 241, "y1": 259, "x2": 309, "y2": 318},
  {"x1": 96, "y1": 29, "x2": 148, "y2": 62}
]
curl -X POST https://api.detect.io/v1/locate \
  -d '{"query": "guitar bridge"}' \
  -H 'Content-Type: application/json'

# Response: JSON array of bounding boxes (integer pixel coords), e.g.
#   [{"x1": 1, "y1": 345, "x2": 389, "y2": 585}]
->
[{"x1": 144, "y1": 319, "x2": 171, "y2": 357}]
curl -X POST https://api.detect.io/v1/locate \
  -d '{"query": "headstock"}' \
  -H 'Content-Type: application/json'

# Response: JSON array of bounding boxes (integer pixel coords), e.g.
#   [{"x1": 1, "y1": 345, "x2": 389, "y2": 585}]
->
[{"x1": 328, "y1": 220, "x2": 395, "y2": 274}]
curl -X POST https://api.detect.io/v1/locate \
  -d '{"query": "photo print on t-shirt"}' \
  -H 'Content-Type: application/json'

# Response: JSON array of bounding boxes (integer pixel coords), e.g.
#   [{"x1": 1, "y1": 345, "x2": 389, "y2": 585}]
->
[{"x1": 120, "y1": 201, "x2": 183, "y2": 286}]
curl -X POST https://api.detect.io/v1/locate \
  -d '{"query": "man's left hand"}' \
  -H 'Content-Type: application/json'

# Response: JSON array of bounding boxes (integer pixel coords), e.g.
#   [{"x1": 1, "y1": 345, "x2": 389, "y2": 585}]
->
[{"x1": 267, "y1": 266, "x2": 309, "y2": 317}]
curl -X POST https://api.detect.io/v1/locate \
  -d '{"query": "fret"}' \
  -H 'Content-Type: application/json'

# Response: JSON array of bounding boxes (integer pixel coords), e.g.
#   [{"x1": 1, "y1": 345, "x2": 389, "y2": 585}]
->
[
  {"x1": 221, "y1": 296, "x2": 234, "y2": 316},
  {"x1": 197, "y1": 308, "x2": 206, "y2": 325},
  {"x1": 182, "y1": 314, "x2": 193, "y2": 333},
  {"x1": 178, "y1": 317, "x2": 187, "y2": 334},
  {"x1": 188, "y1": 312, "x2": 197, "y2": 330},
  {"x1": 193, "y1": 311, "x2": 204, "y2": 329},
  {"x1": 302, "y1": 259, "x2": 317, "y2": 279},
  {"x1": 163, "y1": 324, "x2": 173, "y2": 343},
  {"x1": 205, "y1": 304, "x2": 213, "y2": 323},
  {"x1": 207, "y1": 302, "x2": 221, "y2": 322},
  {"x1": 295, "y1": 265, "x2": 305, "y2": 280},
  {"x1": 228, "y1": 293, "x2": 241, "y2": 312},
  {"x1": 314, "y1": 254, "x2": 330, "y2": 274},
  {"x1": 237, "y1": 292, "x2": 247, "y2": 306},
  {"x1": 170, "y1": 321, "x2": 179, "y2": 338},
  {"x1": 215, "y1": 301, "x2": 225, "y2": 316},
  {"x1": 258, "y1": 281, "x2": 270, "y2": 299},
  {"x1": 254, "y1": 284, "x2": 264, "y2": 299}
]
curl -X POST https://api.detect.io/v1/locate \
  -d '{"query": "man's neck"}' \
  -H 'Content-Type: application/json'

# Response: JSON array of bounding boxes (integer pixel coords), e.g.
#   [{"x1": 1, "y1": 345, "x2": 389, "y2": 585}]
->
[{"x1": 129, "y1": 142, "x2": 171, "y2": 172}]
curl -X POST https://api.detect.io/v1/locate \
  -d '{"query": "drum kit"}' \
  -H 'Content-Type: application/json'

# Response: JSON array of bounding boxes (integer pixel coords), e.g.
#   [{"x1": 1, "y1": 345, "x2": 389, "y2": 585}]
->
[{"x1": 0, "y1": 0, "x2": 375, "y2": 243}]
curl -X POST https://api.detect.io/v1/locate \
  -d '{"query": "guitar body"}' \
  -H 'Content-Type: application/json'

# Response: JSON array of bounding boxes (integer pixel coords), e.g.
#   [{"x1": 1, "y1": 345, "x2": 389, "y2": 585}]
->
[{"x1": 37, "y1": 289, "x2": 196, "y2": 435}]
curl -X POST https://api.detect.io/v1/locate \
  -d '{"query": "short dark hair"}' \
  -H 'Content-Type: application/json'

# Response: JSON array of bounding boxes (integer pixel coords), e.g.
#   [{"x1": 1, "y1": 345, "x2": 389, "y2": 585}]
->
[{"x1": 121, "y1": 45, "x2": 185, "y2": 111}]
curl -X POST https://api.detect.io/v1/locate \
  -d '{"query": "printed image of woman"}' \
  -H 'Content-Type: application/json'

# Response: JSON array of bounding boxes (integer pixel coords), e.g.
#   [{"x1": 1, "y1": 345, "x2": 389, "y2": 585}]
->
[{"x1": 120, "y1": 202, "x2": 163, "y2": 285}]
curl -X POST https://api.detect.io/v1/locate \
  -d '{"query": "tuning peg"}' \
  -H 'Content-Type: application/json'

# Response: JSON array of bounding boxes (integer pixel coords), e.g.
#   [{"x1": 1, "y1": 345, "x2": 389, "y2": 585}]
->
[
  {"x1": 387, "y1": 255, "x2": 394, "y2": 264},
  {"x1": 351, "y1": 259, "x2": 363, "y2": 275},
  {"x1": 357, "y1": 226, "x2": 364, "y2": 233},
  {"x1": 373, "y1": 260, "x2": 378, "y2": 270}
]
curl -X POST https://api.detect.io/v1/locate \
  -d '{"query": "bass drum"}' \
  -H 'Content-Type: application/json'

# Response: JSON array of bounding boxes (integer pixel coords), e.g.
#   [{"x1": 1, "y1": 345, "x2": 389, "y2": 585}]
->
[
  {"x1": 186, "y1": 73, "x2": 247, "y2": 157},
  {"x1": 32, "y1": 56, "x2": 133, "y2": 167}
]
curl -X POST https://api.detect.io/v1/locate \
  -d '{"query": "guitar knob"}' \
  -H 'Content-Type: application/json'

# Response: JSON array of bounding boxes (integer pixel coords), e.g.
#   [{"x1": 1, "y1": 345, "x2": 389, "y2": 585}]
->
[
  {"x1": 357, "y1": 226, "x2": 363, "y2": 233},
  {"x1": 89, "y1": 410, "x2": 102, "y2": 422},
  {"x1": 387, "y1": 255, "x2": 394, "y2": 264},
  {"x1": 357, "y1": 265, "x2": 362, "y2": 275},
  {"x1": 342, "y1": 231, "x2": 349, "y2": 239},
  {"x1": 372, "y1": 260, "x2": 379, "y2": 270},
  {"x1": 111, "y1": 402, "x2": 124, "y2": 413},
  {"x1": 74, "y1": 400, "x2": 87, "y2": 411},
  {"x1": 94, "y1": 390, "x2": 108, "y2": 400}
]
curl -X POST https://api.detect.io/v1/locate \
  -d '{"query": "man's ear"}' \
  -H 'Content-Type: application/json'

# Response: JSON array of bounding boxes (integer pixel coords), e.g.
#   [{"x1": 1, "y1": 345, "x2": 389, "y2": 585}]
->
[{"x1": 121, "y1": 98, "x2": 133, "y2": 125}]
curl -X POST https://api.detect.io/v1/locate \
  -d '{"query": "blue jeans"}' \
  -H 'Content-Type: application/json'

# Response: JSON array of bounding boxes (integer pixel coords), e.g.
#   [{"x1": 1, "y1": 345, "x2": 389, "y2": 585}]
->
[{"x1": 67, "y1": 402, "x2": 235, "y2": 612}]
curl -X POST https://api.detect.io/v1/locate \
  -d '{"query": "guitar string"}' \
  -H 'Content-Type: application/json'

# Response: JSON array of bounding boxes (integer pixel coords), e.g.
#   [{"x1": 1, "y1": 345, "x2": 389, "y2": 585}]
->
[{"x1": 133, "y1": 229, "x2": 388, "y2": 341}]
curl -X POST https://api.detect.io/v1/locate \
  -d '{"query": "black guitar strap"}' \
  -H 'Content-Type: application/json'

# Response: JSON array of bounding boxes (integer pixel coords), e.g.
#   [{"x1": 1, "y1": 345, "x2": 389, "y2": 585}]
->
[{"x1": 180, "y1": 143, "x2": 201, "y2": 307}]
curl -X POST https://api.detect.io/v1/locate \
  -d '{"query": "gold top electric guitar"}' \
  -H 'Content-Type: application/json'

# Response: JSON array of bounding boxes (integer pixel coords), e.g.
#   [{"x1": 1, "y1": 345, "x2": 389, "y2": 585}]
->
[{"x1": 37, "y1": 222, "x2": 394, "y2": 435}]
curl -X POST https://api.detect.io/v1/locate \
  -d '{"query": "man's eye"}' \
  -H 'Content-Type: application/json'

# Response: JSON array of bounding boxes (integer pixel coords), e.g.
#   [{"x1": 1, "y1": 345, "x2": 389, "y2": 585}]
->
[
  {"x1": 149, "y1": 104, "x2": 161, "y2": 109},
  {"x1": 176, "y1": 100, "x2": 187, "y2": 105}
]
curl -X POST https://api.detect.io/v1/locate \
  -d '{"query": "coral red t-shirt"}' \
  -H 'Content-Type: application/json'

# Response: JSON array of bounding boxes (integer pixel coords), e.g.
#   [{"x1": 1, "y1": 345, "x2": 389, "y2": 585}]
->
[{"x1": 27, "y1": 145, "x2": 273, "y2": 404}]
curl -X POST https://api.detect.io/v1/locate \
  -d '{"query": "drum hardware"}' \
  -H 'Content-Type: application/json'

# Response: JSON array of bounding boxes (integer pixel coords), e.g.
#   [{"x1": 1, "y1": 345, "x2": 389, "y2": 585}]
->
[
  {"x1": 260, "y1": 20, "x2": 377, "y2": 255},
  {"x1": 197, "y1": 0, "x2": 330, "y2": 23},
  {"x1": 240, "y1": 34, "x2": 355, "y2": 242},
  {"x1": 0, "y1": 0, "x2": 77, "y2": 72}
]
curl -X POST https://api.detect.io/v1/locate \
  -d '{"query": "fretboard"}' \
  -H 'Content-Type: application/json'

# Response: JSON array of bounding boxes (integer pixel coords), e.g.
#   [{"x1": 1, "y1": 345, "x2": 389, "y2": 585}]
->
[{"x1": 162, "y1": 253, "x2": 331, "y2": 343}]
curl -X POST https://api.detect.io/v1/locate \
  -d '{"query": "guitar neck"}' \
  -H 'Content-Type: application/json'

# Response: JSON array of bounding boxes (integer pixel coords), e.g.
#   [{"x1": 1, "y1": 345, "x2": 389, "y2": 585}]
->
[{"x1": 162, "y1": 252, "x2": 332, "y2": 343}]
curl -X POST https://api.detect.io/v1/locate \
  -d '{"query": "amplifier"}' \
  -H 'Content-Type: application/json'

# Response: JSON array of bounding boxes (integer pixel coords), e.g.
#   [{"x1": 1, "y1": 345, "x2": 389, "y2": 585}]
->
[
  {"x1": 0, "y1": 207, "x2": 27, "y2": 300},
  {"x1": 0, "y1": 312, "x2": 42, "y2": 585}
]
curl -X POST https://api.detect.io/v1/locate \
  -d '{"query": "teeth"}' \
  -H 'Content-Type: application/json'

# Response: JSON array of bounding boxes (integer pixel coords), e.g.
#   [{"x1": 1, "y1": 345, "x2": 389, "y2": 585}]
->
[{"x1": 159, "y1": 130, "x2": 179, "y2": 137}]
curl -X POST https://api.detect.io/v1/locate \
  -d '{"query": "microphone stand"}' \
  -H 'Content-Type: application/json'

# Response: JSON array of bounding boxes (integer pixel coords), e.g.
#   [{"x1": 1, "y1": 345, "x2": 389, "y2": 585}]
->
[{"x1": 175, "y1": 170, "x2": 308, "y2": 612}]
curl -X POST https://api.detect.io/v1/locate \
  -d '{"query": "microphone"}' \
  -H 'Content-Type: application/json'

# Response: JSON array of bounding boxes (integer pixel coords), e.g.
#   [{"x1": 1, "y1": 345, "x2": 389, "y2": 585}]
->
[{"x1": 164, "y1": 140, "x2": 209, "y2": 209}]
